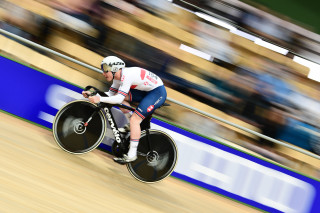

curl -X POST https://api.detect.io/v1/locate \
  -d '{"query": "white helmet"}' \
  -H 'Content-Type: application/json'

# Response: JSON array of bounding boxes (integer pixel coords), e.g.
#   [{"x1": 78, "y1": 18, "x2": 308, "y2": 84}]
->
[{"x1": 101, "y1": 56, "x2": 125, "y2": 73}]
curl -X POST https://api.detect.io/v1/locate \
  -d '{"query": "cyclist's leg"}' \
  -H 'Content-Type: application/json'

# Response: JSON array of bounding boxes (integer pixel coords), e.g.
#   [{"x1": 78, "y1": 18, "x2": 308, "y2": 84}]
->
[
  {"x1": 133, "y1": 86, "x2": 167, "y2": 116},
  {"x1": 127, "y1": 113, "x2": 143, "y2": 158},
  {"x1": 114, "y1": 87, "x2": 166, "y2": 164},
  {"x1": 129, "y1": 86, "x2": 167, "y2": 156},
  {"x1": 123, "y1": 89, "x2": 147, "y2": 160}
]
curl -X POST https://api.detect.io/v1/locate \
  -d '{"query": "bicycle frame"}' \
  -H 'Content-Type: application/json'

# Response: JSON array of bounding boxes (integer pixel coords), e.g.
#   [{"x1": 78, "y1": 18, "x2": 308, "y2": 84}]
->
[{"x1": 104, "y1": 106, "x2": 122, "y2": 144}]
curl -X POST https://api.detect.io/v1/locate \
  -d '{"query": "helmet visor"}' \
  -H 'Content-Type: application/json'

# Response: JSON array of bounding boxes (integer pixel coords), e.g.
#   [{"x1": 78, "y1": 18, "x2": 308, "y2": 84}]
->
[{"x1": 101, "y1": 63, "x2": 111, "y2": 73}]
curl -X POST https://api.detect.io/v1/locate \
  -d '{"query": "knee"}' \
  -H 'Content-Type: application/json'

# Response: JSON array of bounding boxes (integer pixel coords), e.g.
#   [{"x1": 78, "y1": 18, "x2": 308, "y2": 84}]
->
[{"x1": 130, "y1": 113, "x2": 142, "y2": 125}]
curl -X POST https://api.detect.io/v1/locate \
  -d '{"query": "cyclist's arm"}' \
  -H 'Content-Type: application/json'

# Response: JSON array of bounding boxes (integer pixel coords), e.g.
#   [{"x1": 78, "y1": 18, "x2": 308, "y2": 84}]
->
[
  {"x1": 100, "y1": 80, "x2": 131, "y2": 104},
  {"x1": 100, "y1": 93, "x2": 125, "y2": 104},
  {"x1": 105, "y1": 81, "x2": 120, "y2": 96}
]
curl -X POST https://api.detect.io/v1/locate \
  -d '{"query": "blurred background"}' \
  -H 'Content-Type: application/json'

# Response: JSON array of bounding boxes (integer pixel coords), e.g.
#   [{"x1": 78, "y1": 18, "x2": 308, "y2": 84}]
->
[{"x1": 1, "y1": 0, "x2": 320, "y2": 179}]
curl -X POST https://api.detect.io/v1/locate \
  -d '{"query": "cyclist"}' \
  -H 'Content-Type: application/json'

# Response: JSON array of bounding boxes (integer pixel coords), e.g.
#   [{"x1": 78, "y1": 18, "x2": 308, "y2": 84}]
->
[{"x1": 82, "y1": 56, "x2": 167, "y2": 164}]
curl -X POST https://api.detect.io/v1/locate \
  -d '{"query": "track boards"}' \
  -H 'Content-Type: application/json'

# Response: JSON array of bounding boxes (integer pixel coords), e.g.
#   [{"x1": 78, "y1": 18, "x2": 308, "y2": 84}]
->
[{"x1": 0, "y1": 112, "x2": 259, "y2": 213}]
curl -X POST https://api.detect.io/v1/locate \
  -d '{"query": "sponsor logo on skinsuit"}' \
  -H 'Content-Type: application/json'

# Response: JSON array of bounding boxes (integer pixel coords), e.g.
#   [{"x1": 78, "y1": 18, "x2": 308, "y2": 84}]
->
[{"x1": 147, "y1": 105, "x2": 154, "y2": 112}]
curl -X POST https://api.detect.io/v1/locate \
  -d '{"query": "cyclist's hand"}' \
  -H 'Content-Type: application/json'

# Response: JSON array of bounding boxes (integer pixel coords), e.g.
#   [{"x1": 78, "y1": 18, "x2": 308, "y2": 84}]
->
[
  {"x1": 82, "y1": 91, "x2": 92, "y2": 98},
  {"x1": 89, "y1": 95, "x2": 100, "y2": 104}
]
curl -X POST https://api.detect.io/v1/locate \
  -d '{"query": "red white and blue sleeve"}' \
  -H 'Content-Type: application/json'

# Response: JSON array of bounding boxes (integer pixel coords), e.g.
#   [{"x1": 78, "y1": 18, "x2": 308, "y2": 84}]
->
[
  {"x1": 105, "y1": 80, "x2": 120, "y2": 97},
  {"x1": 100, "y1": 74, "x2": 132, "y2": 104}
]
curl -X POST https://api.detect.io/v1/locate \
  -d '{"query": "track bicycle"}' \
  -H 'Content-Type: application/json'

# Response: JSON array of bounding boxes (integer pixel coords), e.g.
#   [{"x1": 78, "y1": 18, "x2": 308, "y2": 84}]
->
[{"x1": 52, "y1": 86, "x2": 178, "y2": 183}]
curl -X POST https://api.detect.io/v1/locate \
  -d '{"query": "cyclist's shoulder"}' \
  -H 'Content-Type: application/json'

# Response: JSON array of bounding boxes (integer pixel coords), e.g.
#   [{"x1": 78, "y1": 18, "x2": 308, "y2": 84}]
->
[
  {"x1": 122, "y1": 67, "x2": 150, "y2": 79},
  {"x1": 122, "y1": 67, "x2": 161, "y2": 79}
]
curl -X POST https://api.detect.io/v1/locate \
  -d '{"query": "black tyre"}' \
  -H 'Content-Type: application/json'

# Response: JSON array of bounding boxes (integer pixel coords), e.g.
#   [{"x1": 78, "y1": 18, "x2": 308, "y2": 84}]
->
[
  {"x1": 52, "y1": 100, "x2": 107, "y2": 154},
  {"x1": 127, "y1": 130, "x2": 178, "y2": 183}
]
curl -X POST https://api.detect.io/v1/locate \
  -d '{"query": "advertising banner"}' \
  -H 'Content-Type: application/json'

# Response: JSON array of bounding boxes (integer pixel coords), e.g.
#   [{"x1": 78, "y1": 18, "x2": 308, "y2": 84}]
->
[
  {"x1": 0, "y1": 55, "x2": 83, "y2": 129},
  {"x1": 1, "y1": 55, "x2": 319, "y2": 213}
]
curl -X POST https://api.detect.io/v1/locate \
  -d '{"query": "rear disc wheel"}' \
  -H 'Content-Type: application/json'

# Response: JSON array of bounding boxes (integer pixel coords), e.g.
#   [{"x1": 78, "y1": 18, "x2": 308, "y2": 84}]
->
[{"x1": 127, "y1": 130, "x2": 178, "y2": 183}]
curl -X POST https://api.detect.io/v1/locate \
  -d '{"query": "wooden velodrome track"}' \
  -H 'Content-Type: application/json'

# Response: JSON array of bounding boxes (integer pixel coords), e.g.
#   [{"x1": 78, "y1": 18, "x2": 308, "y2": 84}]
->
[{"x1": 0, "y1": 112, "x2": 261, "y2": 213}]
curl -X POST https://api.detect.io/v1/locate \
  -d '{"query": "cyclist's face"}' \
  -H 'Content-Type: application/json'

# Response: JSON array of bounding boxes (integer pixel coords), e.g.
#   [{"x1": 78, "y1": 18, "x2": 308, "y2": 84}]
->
[
  {"x1": 101, "y1": 64, "x2": 113, "y2": 81},
  {"x1": 102, "y1": 70, "x2": 113, "y2": 81}
]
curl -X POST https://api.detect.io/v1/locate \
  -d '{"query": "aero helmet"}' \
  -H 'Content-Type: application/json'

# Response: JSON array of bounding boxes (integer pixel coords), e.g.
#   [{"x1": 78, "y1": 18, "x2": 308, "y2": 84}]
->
[{"x1": 101, "y1": 56, "x2": 125, "y2": 74}]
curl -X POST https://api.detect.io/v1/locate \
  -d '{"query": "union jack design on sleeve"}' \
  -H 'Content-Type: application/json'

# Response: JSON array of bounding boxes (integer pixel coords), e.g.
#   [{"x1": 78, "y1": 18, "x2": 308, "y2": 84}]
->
[
  {"x1": 109, "y1": 87, "x2": 118, "y2": 93},
  {"x1": 118, "y1": 90, "x2": 128, "y2": 97}
]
